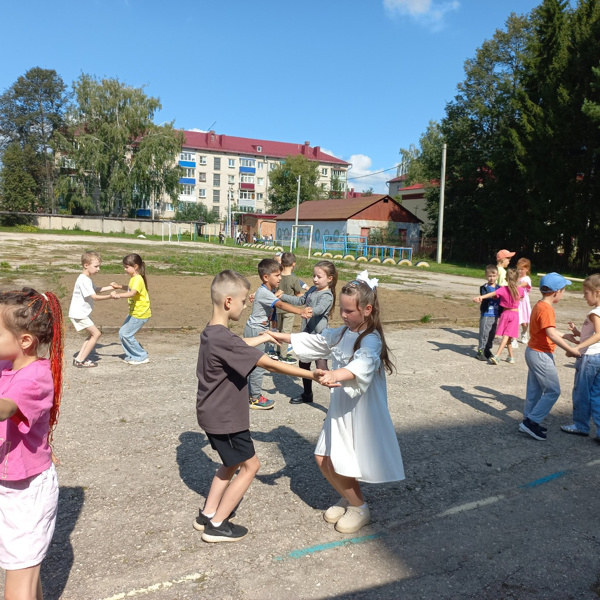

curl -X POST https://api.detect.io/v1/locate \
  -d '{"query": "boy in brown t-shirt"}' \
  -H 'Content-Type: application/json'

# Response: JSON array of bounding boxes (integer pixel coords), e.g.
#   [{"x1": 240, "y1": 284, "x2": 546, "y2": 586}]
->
[
  {"x1": 195, "y1": 270, "x2": 334, "y2": 543},
  {"x1": 520, "y1": 272, "x2": 580, "y2": 441}
]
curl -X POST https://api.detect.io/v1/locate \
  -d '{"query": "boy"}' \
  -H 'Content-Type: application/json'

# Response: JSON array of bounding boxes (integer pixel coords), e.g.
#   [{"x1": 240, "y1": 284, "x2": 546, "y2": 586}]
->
[
  {"x1": 195, "y1": 270, "x2": 329, "y2": 542},
  {"x1": 496, "y1": 249, "x2": 515, "y2": 287},
  {"x1": 476, "y1": 265, "x2": 500, "y2": 361},
  {"x1": 244, "y1": 259, "x2": 311, "y2": 409},
  {"x1": 68, "y1": 251, "x2": 116, "y2": 368},
  {"x1": 276, "y1": 252, "x2": 304, "y2": 363},
  {"x1": 520, "y1": 272, "x2": 580, "y2": 440}
]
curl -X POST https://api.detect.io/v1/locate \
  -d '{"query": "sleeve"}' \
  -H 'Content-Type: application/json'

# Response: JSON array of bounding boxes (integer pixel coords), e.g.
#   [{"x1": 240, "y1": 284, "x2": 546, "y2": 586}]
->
[
  {"x1": 310, "y1": 291, "x2": 333, "y2": 317},
  {"x1": 219, "y1": 333, "x2": 263, "y2": 379},
  {"x1": 129, "y1": 275, "x2": 145, "y2": 294},
  {"x1": 280, "y1": 293, "x2": 305, "y2": 306},
  {"x1": 290, "y1": 331, "x2": 333, "y2": 361},
  {"x1": 259, "y1": 288, "x2": 280, "y2": 310},
  {"x1": 540, "y1": 304, "x2": 556, "y2": 330},
  {"x1": 339, "y1": 333, "x2": 382, "y2": 399},
  {"x1": 8, "y1": 373, "x2": 53, "y2": 433},
  {"x1": 495, "y1": 287, "x2": 507, "y2": 303},
  {"x1": 524, "y1": 276, "x2": 532, "y2": 289},
  {"x1": 79, "y1": 276, "x2": 96, "y2": 299}
]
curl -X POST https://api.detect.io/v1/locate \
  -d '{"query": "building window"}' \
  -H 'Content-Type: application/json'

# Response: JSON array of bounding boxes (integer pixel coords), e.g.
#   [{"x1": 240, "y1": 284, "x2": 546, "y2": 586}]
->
[
  {"x1": 214, "y1": 157, "x2": 221, "y2": 170},
  {"x1": 240, "y1": 174, "x2": 255, "y2": 184},
  {"x1": 212, "y1": 207, "x2": 219, "y2": 218},
  {"x1": 257, "y1": 162, "x2": 265, "y2": 169},
  {"x1": 257, "y1": 193, "x2": 263, "y2": 200},
  {"x1": 257, "y1": 145, "x2": 262, "y2": 152},
  {"x1": 181, "y1": 184, "x2": 194, "y2": 195},
  {"x1": 180, "y1": 150, "x2": 195, "y2": 161},
  {"x1": 213, "y1": 190, "x2": 220, "y2": 203},
  {"x1": 269, "y1": 163, "x2": 278, "y2": 171},
  {"x1": 184, "y1": 167, "x2": 195, "y2": 178},
  {"x1": 198, "y1": 172, "x2": 206, "y2": 182},
  {"x1": 166, "y1": 203, "x2": 174, "y2": 212},
  {"x1": 257, "y1": 177, "x2": 264, "y2": 186},
  {"x1": 332, "y1": 169, "x2": 345, "y2": 179},
  {"x1": 199, "y1": 155, "x2": 207, "y2": 165},
  {"x1": 228, "y1": 174, "x2": 235, "y2": 184},
  {"x1": 214, "y1": 174, "x2": 221, "y2": 187},
  {"x1": 239, "y1": 190, "x2": 256, "y2": 200},
  {"x1": 321, "y1": 168, "x2": 328, "y2": 176},
  {"x1": 198, "y1": 188, "x2": 206, "y2": 198},
  {"x1": 240, "y1": 158, "x2": 255, "y2": 168},
  {"x1": 228, "y1": 158, "x2": 235, "y2": 167}
]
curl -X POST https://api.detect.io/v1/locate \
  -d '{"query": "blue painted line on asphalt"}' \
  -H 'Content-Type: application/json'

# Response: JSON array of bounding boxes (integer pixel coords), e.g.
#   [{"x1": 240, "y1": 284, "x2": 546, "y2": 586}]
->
[
  {"x1": 274, "y1": 533, "x2": 384, "y2": 561},
  {"x1": 518, "y1": 470, "x2": 568, "y2": 489}
]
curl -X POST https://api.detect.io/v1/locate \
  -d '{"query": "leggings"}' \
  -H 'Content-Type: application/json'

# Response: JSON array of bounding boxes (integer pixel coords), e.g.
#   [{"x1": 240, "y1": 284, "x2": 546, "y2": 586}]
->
[{"x1": 299, "y1": 359, "x2": 328, "y2": 396}]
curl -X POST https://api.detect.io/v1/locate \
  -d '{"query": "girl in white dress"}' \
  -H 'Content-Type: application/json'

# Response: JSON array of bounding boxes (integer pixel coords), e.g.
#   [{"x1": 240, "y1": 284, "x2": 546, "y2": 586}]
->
[{"x1": 271, "y1": 271, "x2": 404, "y2": 534}]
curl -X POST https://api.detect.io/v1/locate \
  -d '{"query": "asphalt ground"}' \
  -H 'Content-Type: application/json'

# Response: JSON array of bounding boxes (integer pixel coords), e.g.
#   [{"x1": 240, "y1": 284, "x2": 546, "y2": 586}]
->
[{"x1": 2, "y1": 323, "x2": 599, "y2": 600}]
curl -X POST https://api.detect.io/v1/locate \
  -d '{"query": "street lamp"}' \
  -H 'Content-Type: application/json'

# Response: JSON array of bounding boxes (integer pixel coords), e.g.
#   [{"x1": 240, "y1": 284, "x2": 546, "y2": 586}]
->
[{"x1": 227, "y1": 184, "x2": 233, "y2": 238}]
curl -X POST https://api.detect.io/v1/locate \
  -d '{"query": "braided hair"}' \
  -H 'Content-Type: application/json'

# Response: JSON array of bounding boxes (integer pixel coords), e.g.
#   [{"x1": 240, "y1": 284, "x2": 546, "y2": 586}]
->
[{"x1": 0, "y1": 288, "x2": 65, "y2": 441}]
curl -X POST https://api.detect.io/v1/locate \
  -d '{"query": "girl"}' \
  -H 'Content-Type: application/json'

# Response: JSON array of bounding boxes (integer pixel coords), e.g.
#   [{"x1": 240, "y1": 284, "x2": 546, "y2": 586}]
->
[
  {"x1": 474, "y1": 268, "x2": 525, "y2": 364},
  {"x1": 0, "y1": 288, "x2": 64, "y2": 600},
  {"x1": 278, "y1": 260, "x2": 337, "y2": 404},
  {"x1": 517, "y1": 258, "x2": 532, "y2": 344},
  {"x1": 561, "y1": 273, "x2": 600, "y2": 437},
  {"x1": 271, "y1": 270, "x2": 404, "y2": 534},
  {"x1": 111, "y1": 254, "x2": 151, "y2": 365}
]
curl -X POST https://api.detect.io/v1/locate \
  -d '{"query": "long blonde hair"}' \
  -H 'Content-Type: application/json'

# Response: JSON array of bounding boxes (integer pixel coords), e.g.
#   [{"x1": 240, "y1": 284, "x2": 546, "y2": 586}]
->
[{"x1": 506, "y1": 268, "x2": 520, "y2": 301}]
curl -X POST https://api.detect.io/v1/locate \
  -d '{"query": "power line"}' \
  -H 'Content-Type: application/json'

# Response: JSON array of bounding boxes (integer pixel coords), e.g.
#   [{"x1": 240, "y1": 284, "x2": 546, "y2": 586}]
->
[{"x1": 347, "y1": 165, "x2": 399, "y2": 181}]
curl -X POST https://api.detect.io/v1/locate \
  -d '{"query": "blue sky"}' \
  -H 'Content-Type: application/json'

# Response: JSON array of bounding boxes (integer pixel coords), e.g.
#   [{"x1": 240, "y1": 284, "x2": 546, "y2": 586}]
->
[{"x1": 0, "y1": 0, "x2": 543, "y2": 193}]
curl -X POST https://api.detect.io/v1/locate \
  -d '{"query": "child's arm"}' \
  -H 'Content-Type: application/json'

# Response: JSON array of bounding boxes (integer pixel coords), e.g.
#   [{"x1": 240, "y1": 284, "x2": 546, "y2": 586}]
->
[
  {"x1": 243, "y1": 332, "x2": 280, "y2": 348},
  {"x1": 568, "y1": 320, "x2": 581, "y2": 337},
  {"x1": 574, "y1": 314, "x2": 600, "y2": 353},
  {"x1": 275, "y1": 299, "x2": 313, "y2": 318},
  {"x1": 546, "y1": 327, "x2": 581, "y2": 356},
  {"x1": 0, "y1": 396, "x2": 18, "y2": 421},
  {"x1": 95, "y1": 284, "x2": 116, "y2": 293},
  {"x1": 269, "y1": 331, "x2": 291, "y2": 344},
  {"x1": 314, "y1": 368, "x2": 354, "y2": 387},
  {"x1": 256, "y1": 355, "x2": 340, "y2": 387},
  {"x1": 112, "y1": 288, "x2": 137, "y2": 299},
  {"x1": 110, "y1": 281, "x2": 124, "y2": 290},
  {"x1": 473, "y1": 291, "x2": 497, "y2": 303},
  {"x1": 88, "y1": 292, "x2": 114, "y2": 301}
]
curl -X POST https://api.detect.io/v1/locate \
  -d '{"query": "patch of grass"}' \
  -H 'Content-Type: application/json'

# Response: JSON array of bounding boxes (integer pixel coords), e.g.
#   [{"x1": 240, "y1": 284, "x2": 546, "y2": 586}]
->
[
  {"x1": 0, "y1": 261, "x2": 10, "y2": 271},
  {"x1": 420, "y1": 314, "x2": 432, "y2": 323}
]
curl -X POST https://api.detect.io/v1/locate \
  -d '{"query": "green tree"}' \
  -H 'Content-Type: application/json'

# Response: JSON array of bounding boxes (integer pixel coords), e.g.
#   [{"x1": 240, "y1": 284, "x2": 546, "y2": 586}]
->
[
  {"x1": 361, "y1": 187, "x2": 374, "y2": 196},
  {"x1": 57, "y1": 74, "x2": 183, "y2": 216},
  {"x1": 173, "y1": 201, "x2": 217, "y2": 223},
  {"x1": 268, "y1": 154, "x2": 321, "y2": 213},
  {"x1": 0, "y1": 67, "x2": 69, "y2": 212},
  {"x1": 0, "y1": 143, "x2": 39, "y2": 216},
  {"x1": 328, "y1": 174, "x2": 344, "y2": 199}
]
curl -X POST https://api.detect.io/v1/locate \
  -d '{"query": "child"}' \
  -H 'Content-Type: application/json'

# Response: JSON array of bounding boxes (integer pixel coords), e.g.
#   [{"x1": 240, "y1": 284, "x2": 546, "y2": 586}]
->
[
  {"x1": 0, "y1": 288, "x2": 64, "y2": 599},
  {"x1": 244, "y1": 259, "x2": 312, "y2": 409},
  {"x1": 195, "y1": 270, "x2": 334, "y2": 543},
  {"x1": 276, "y1": 252, "x2": 304, "y2": 364},
  {"x1": 560, "y1": 273, "x2": 600, "y2": 438},
  {"x1": 110, "y1": 254, "x2": 151, "y2": 365},
  {"x1": 517, "y1": 258, "x2": 532, "y2": 344},
  {"x1": 68, "y1": 251, "x2": 116, "y2": 368},
  {"x1": 476, "y1": 265, "x2": 500, "y2": 361},
  {"x1": 474, "y1": 268, "x2": 525, "y2": 364},
  {"x1": 496, "y1": 249, "x2": 515, "y2": 287},
  {"x1": 279, "y1": 260, "x2": 338, "y2": 404},
  {"x1": 270, "y1": 270, "x2": 404, "y2": 534},
  {"x1": 520, "y1": 272, "x2": 580, "y2": 440}
]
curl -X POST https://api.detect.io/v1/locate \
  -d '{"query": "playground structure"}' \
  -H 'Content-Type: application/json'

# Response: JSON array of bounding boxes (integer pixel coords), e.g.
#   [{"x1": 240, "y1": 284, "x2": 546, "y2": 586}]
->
[{"x1": 322, "y1": 235, "x2": 413, "y2": 262}]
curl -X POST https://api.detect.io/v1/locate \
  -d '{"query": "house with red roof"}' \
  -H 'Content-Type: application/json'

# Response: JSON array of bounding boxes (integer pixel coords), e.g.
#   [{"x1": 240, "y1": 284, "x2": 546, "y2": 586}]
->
[
  {"x1": 275, "y1": 195, "x2": 422, "y2": 252},
  {"x1": 170, "y1": 130, "x2": 350, "y2": 221},
  {"x1": 387, "y1": 175, "x2": 432, "y2": 227}
]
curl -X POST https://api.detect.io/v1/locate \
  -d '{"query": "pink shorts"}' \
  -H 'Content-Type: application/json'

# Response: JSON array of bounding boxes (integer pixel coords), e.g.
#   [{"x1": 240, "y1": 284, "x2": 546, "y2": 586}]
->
[
  {"x1": 0, "y1": 465, "x2": 58, "y2": 570},
  {"x1": 496, "y1": 310, "x2": 519, "y2": 339}
]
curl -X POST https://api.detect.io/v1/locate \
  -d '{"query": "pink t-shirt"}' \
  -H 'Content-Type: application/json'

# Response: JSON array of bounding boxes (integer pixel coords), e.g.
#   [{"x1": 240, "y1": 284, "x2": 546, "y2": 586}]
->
[
  {"x1": 0, "y1": 359, "x2": 53, "y2": 481},
  {"x1": 495, "y1": 286, "x2": 525, "y2": 310}
]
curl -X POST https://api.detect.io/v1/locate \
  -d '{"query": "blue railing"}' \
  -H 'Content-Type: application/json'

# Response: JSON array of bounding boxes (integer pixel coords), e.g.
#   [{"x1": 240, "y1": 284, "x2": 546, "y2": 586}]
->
[{"x1": 322, "y1": 235, "x2": 412, "y2": 261}]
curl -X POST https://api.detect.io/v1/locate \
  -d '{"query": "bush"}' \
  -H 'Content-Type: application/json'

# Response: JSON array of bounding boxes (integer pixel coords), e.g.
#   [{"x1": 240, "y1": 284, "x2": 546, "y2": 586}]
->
[
  {"x1": 0, "y1": 213, "x2": 33, "y2": 227},
  {"x1": 15, "y1": 224, "x2": 38, "y2": 233}
]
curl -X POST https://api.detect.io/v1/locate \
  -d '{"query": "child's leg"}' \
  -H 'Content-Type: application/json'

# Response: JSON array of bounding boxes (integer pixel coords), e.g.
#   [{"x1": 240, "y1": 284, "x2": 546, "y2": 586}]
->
[
  {"x1": 76, "y1": 325, "x2": 102, "y2": 362},
  {"x1": 525, "y1": 351, "x2": 560, "y2": 424},
  {"x1": 315, "y1": 455, "x2": 363, "y2": 506},
  {"x1": 119, "y1": 316, "x2": 149, "y2": 362},
  {"x1": 5, "y1": 564, "x2": 43, "y2": 600},
  {"x1": 587, "y1": 357, "x2": 600, "y2": 432},
  {"x1": 484, "y1": 318, "x2": 497, "y2": 357},
  {"x1": 278, "y1": 312, "x2": 295, "y2": 357},
  {"x1": 506, "y1": 338, "x2": 514, "y2": 358},
  {"x1": 497, "y1": 335, "x2": 509, "y2": 357},
  {"x1": 299, "y1": 360, "x2": 314, "y2": 396}
]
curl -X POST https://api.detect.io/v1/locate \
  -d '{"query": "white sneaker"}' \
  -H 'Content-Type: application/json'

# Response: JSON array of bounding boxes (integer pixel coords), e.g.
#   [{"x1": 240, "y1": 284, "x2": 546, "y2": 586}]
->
[
  {"x1": 511, "y1": 339, "x2": 519, "y2": 349},
  {"x1": 127, "y1": 358, "x2": 150, "y2": 365},
  {"x1": 324, "y1": 498, "x2": 349, "y2": 524},
  {"x1": 335, "y1": 505, "x2": 371, "y2": 534},
  {"x1": 521, "y1": 333, "x2": 529, "y2": 344}
]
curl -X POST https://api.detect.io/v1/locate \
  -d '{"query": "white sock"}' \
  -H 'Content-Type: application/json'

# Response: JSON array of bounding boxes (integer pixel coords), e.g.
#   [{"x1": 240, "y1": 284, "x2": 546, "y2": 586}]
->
[
  {"x1": 357, "y1": 502, "x2": 368, "y2": 510},
  {"x1": 202, "y1": 510, "x2": 216, "y2": 519},
  {"x1": 211, "y1": 520, "x2": 222, "y2": 527}
]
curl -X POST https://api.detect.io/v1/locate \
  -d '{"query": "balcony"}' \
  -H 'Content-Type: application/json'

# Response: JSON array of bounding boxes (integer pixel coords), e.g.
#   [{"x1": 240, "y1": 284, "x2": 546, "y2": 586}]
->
[
  {"x1": 240, "y1": 183, "x2": 255, "y2": 190},
  {"x1": 179, "y1": 177, "x2": 196, "y2": 185},
  {"x1": 179, "y1": 160, "x2": 196, "y2": 168},
  {"x1": 239, "y1": 166, "x2": 256, "y2": 174},
  {"x1": 239, "y1": 199, "x2": 256, "y2": 210}
]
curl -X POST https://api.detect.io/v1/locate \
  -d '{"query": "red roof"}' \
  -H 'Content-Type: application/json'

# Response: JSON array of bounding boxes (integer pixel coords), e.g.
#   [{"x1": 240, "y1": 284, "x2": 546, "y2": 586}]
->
[
  {"x1": 387, "y1": 174, "x2": 407, "y2": 184},
  {"x1": 398, "y1": 183, "x2": 425, "y2": 191},
  {"x1": 182, "y1": 130, "x2": 349, "y2": 166}
]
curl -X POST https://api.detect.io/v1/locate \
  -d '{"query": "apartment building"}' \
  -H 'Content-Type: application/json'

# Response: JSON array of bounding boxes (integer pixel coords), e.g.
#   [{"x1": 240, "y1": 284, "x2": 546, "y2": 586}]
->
[{"x1": 164, "y1": 130, "x2": 350, "y2": 219}]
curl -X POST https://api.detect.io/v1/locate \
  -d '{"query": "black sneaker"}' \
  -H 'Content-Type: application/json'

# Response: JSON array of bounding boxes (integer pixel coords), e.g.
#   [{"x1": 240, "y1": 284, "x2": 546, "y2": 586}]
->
[
  {"x1": 519, "y1": 418, "x2": 547, "y2": 440},
  {"x1": 201, "y1": 519, "x2": 248, "y2": 543},
  {"x1": 290, "y1": 393, "x2": 313, "y2": 404},
  {"x1": 193, "y1": 505, "x2": 237, "y2": 532}
]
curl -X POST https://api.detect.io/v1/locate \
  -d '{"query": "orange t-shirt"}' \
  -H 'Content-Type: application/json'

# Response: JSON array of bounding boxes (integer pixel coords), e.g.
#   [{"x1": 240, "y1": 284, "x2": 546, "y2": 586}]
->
[{"x1": 528, "y1": 301, "x2": 556, "y2": 353}]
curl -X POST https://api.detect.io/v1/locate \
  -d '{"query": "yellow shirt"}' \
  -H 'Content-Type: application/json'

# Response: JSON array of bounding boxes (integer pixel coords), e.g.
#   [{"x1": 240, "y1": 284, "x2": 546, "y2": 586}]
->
[{"x1": 128, "y1": 274, "x2": 151, "y2": 319}]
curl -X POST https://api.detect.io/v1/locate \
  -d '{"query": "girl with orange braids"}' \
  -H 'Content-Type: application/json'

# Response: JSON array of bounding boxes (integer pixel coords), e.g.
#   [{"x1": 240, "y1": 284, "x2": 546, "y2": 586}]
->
[{"x1": 0, "y1": 288, "x2": 64, "y2": 600}]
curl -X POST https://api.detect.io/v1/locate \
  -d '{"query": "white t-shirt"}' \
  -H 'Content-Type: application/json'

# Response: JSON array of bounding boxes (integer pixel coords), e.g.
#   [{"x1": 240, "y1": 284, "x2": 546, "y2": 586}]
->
[
  {"x1": 68, "y1": 274, "x2": 96, "y2": 319},
  {"x1": 580, "y1": 306, "x2": 600, "y2": 356}
]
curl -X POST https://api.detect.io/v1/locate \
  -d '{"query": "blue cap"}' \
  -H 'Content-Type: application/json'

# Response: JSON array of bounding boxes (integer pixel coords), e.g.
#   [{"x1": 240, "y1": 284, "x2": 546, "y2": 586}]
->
[{"x1": 539, "y1": 272, "x2": 572, "y2": 292}]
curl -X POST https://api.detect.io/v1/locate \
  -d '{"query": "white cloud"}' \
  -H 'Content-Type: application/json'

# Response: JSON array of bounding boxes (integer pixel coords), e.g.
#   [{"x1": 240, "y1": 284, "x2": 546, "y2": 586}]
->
[
  {"x1": 346, "y1": 154, "x2": 399, "y2": 195},
  {"x1": 321, "y1": 147, "x2": 338, "y2": 158},
  {"x1": 383, "y1": 0, "x2": 459, "y2": 30},
  {"x1": 188, "y1": 128, "x2": 207, "y2": 133}
]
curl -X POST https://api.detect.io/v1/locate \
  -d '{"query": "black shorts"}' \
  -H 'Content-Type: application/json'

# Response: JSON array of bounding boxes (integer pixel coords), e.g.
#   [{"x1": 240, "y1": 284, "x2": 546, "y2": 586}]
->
[{"x1": 206, "y1": 430, "x2": 255, "y2": 467}]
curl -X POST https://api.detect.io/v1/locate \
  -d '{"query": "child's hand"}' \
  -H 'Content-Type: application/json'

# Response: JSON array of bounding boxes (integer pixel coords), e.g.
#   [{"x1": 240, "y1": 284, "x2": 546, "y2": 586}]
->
[
  {"x1": 110, "y1": 282, "x2": 122, "y2": 289},
  {"x1": 248, "y1": 292, "x2": 255, "y2": 303},
  {"x1": 473, "y1": 296, "x2": 482, "y2": 303},
  {"x1": 301, "y1": 307, "x2": 313, "y2": 319},
  {"x1": 562, "y1": 333, "x2": 578, "y2": 344},
  {"x1": 110, "y1": 291, "x2": 119, "y2": 299},
  {"x1": 264, "y1": 331, "x2": 282, "y2": 346},
  {"x1": 314, "y1": 369, "x2": 341, "y2": 387},
  {"x1": 566, "y1": 347, "x2": 581, "y2": 358},
  {"x1": 267, "y1": 331, "x2": 286, "y2": 342},
  {"x1": 275, "y1": 290, "x2": 283, "y2": 298}
]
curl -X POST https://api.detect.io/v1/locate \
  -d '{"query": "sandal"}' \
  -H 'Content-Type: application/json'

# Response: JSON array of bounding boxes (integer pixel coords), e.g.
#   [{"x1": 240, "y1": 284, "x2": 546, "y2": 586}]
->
[{"x1": 73, "y1": 358, "x2": 97, "y2": 368}]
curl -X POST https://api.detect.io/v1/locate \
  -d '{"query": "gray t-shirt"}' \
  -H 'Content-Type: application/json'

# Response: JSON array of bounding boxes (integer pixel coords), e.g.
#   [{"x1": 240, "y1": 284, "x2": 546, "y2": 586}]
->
[
  {"x1": 245, "y1": 284, "x2": 280, "y2": 328},
  {"x1": 280, "y1": 287, "x2": 333, "y2": 334},
  {"x1": 196, "y1": 324, "x2": 263, "y2": 434}
]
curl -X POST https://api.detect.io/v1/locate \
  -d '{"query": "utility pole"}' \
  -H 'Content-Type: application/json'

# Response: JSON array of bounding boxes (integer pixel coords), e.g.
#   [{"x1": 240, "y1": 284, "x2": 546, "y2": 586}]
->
[
  {"x1": 292, "y1": 174, "x2": 301, "y2": 250},
  {"x1": 436, "y1": 143, "x2": 447, "y2": 264}
]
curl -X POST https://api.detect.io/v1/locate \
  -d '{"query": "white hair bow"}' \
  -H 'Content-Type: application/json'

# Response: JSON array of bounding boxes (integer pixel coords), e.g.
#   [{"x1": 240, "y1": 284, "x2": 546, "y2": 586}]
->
[{"x1": 356, "y1": 270, "x2": 379, "y2": 290}]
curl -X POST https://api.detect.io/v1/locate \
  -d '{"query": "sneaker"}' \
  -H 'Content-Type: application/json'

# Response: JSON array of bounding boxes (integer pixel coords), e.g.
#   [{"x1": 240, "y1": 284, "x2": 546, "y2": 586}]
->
[
  {"x1": 475, "y1": 350, "x2": 487, "y2": 361},
  {"x1": 488, "y1": 355, "x2": 499, "y2": 365},
  {"x1": 290, "y1": 393, "x2": 313, "y2": 404},
  {"x1": 193, "y1": 505, "x2": 238, "y2": 532},
  {"x1": 73, "y1": 358, "x2": 97, "y2": 368},
  {"x1": 521, "y1": 333, "x2": 529, "y2": 344},
  {"x1": 506, "y1": 357, "x2": 515, "y2": 364},
  {"x1": 335, "y1": 505, "x2": 371, "y2": 534},
  {"x1": 324, "y1": 498, "x2": 350, "y2": 524},
  {"x1": 269, "y1": 353, "x2": 279, "y2": 361},
  {"x1": 511, "y1": 339, "x2": 519, "y2": 349},
  {"x1": 201, "y1": 519, "x2": 248, "y2": 543},
  {"x1": 519, "y1": 418, "x2": 547, "y2": 440},
  {"x1": 127, "y1": 358, "x2": 150, "y2": 365},
  {"x1": 249, "y1": 395, "x2": 275, "y2": 410},
  {"x1": 560, "y1": 424, "x2": 589, "y2": 437},
  {"x1": 278, "y1": 355, "x2": 297, "y2": 364}
]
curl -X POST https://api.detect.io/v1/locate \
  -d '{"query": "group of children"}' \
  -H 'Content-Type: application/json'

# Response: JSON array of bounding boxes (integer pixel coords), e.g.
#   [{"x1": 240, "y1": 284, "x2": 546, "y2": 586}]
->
[{"x1": 475, "y1": 251, "x2": 600, "y2": 443}]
